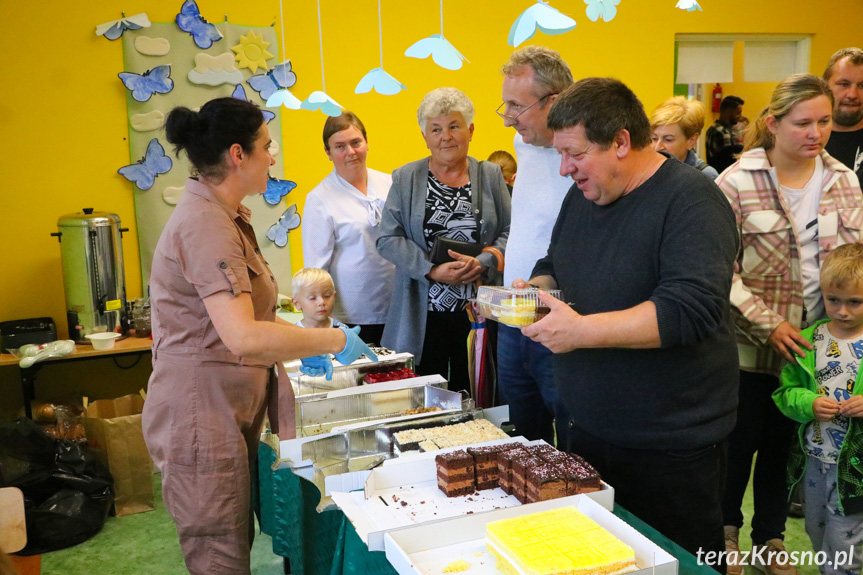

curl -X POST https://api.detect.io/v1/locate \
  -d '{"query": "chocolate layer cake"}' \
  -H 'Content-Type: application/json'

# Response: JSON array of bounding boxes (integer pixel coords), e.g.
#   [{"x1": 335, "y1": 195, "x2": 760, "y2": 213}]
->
[
  {"x1": 497, "y1": 446, "x2": 527, "y2": 495},
  {"x1": 468, "y1": 446, "x2": 501, "y2": 490},
  {"x1": 558, "y1": 457, "x2": 602, "y2": 496},
  {"x1": 436, "y1": 449, "x2": 476, "y2": 497},
  {"x1": 511, "y1": 455, "x2": 542, "y2": 503},
  {"x1": 526, "y1": 463, "x2": 567, "y2": 503}
]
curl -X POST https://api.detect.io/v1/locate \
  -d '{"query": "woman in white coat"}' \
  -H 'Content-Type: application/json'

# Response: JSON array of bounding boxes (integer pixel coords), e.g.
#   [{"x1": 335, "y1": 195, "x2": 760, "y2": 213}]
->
[{"x1": 302, "y1": 112, "x2": 394, "y2": 345}]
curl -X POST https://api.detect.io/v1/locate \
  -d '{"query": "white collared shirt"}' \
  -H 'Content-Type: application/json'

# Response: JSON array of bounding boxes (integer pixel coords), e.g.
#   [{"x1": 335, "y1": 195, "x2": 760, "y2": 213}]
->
[{"x1": 302, "y1": 168, "x2": 395, "y2": 324}]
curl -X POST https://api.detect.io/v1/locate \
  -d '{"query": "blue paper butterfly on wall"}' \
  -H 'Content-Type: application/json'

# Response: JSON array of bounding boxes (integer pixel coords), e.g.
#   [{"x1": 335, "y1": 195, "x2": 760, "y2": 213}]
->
[
  {"x1": 231, "y1": 85, "x2": 275, "y2": 123},
  {"x1": 118, "y1": 65, "x2": 174, "y2": 102},
  {"x1": 248, "y1": 61, "x2": 297, "y2": 101},
  {"x1": 118, "y1": 138, "x2": 173, "y2": 191},
  {"x1": 264, "y1": 175, "x2": 297, "y2": 206},
  {"x1": 266, "y1": 205, "x2": 301, "y2": 248},
  {"x1": 176, "y1": 0, "x2": 223, "y2": 49}
]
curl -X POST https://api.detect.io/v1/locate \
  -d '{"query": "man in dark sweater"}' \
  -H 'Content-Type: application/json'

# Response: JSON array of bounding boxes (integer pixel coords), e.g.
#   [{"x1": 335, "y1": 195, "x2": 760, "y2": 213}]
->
[{"x1": 520, "y1": 77, "x2": 739, "y2": 569}]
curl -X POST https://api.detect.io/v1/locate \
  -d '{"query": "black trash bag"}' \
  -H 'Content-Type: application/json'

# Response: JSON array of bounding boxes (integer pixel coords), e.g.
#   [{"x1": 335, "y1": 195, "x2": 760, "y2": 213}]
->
[{"x1": 0, "y1": 418, "x2": 114, "y2": 555}]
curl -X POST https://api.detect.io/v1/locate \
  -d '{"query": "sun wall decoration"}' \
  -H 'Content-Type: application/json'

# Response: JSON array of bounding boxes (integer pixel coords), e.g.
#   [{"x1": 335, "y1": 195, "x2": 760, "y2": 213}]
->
[{"x1": 232, "y1": 30, "x2": 274, "y2": 74}]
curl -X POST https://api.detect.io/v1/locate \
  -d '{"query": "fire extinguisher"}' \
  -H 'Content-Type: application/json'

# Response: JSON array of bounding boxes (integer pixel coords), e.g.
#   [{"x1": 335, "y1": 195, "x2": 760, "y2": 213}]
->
[{"x1": 712, "y1": 83, "x2": 723, "y2": 113}]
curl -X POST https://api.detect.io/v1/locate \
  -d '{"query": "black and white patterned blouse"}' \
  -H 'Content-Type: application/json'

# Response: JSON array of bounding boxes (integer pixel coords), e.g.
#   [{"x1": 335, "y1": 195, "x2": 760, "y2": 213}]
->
[{"x1": 423, "y1": 171, "x2": 478, "y2": 312}]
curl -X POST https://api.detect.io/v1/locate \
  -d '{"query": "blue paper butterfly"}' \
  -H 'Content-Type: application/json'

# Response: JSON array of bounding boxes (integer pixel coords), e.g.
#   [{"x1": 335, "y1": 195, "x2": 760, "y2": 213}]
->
[
  {"x1": 231, "y1": 85, "x2": 275, "y2": 124},
  {"x1": 118, "y1": 138, "x2": 173, "y2": 191},
  {"x1": 118, "y1": 65, "x2": 174, "y2": 102},
  {"x1": 266, "y1": 205, "x2": 301, "y2": 248},
  {"x1": 264, "y1": 175, "x2": 297, "y2": 206},
  {"x1": 248, "y1": 61, "x2": 297, "y2": 101},
  {"x1": 176, "y1": 0, "x2": 223, "y2": 49}
]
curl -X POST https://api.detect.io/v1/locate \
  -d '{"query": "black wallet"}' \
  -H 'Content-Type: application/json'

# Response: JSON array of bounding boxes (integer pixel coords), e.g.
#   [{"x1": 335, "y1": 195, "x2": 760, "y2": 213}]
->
[{"x1": 429, "y1": 236, "x2": 483, "y2": 264}]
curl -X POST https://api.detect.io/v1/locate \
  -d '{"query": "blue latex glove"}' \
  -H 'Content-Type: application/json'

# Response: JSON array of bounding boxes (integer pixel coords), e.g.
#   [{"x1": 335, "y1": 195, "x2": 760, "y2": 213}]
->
[
  {"x1": 334, "y1": 325, "x2": 378, "y2": 365},
  {"x1": 300, "y1": 354, "x2": 334, "y2": 380}
]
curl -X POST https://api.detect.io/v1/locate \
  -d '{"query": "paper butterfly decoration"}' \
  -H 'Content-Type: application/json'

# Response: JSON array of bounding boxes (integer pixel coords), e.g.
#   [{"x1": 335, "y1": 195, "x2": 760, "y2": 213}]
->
[
  {"x1": 675, "y1": 0, "x2": 702, "y2": 11},
  {"x1": 264, "y1": 175, "x2": 297, "y2": 205},
  {"x1": 118, "y1": 65, "x2": 174, "y2": 102},
  {"x1": 301, "y1": 91, "x2": 343, "y2": 117},
  {"x1": 508, "y1": 1, "x2": 577, "y2": 48},
  {"x1": 355, "y1": 68, "x2": 407, "y2": 95},
  {"x1": 585, "y1": 0, "x2": 620, "y2": 22},
  {"x1": 405, "y1": 35, "x2": 468, "y2": 71},
  {"x1": 118, "y1": 138, "x2": 173, "y2": 191},
  {"x1": 249, "y1": 60, "x2": 298, "y2": 102},
  {"x1": 96, "y1": 13, "x2": 151, "y2": 40},
  {"x1": 176, "y1": 0, "x2": 223, "y2": 49},
  {"x1": 231, "y1": 85, "x2": 276, "y2": 123},
  {"x1": 266, "y1": 205, "x2": 301, "y2": 247}
]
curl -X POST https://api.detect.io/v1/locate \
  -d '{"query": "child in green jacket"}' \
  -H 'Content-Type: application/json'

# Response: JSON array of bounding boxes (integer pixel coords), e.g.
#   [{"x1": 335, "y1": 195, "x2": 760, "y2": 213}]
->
[{"x1": 774, "y1": 243, "x2": 863, "y2": 575}]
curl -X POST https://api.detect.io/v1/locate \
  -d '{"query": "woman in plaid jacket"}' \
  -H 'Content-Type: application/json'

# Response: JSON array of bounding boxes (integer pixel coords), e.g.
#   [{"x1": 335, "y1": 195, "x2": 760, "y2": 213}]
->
[{"x1": 717, "y1": 74, "x2": 863, "y2": 575}]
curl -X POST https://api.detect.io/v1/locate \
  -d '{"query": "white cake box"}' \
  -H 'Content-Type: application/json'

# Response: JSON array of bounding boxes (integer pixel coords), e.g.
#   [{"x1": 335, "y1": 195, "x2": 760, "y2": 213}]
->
[
  {"x1": 329, "y1": 438, "x2": 614, "y2": 551},
  {"x1": 383, "y1": 494, "x2": 678, "y2": 575}
]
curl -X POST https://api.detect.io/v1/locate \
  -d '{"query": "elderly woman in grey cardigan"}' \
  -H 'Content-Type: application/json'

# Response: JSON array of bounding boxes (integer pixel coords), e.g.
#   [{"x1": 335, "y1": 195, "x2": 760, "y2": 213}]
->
[{"x1": 377, "y1": 87, "x2": 511, "y2": 394}]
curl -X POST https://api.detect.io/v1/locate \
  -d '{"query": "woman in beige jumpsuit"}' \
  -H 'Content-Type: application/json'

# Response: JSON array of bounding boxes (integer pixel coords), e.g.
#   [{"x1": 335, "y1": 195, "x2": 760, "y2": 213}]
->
[{"x1": 143, "y1": 98, "x2": 375, "y2": 574}]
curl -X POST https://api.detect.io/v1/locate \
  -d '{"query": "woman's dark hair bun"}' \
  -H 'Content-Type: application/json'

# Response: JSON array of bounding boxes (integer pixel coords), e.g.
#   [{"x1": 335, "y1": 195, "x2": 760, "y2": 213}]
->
[{"x1": 164, "y1": 97, "x2": 265, "y2": 180}]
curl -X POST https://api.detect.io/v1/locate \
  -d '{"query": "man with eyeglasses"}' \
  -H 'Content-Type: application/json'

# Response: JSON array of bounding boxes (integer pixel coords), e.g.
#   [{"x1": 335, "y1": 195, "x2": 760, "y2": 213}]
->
[
  {"x1": 497, "y1": 46, "x2": 574, "y2": 450},
  {"x1": 520, "y1": 77, "x2": 739, "y2": 569}
]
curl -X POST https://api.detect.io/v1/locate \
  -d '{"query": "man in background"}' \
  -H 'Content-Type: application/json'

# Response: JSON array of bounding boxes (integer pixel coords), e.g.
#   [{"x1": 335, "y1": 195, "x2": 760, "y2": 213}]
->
[
  {"x1": 706, "y1": 95, "x2": 745, "y2": 173},
  {"x1": 824, "y1": 47, "x2": 863, "y2": 182},
  {"x1": 496, "y1": 46, "x2": 573, "y2": 449}
]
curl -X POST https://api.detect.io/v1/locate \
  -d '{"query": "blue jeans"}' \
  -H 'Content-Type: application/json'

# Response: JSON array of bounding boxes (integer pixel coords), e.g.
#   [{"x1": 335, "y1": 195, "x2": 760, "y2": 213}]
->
[{"x1": 496, "y1": 324, "x2": 569, "y2": 449}]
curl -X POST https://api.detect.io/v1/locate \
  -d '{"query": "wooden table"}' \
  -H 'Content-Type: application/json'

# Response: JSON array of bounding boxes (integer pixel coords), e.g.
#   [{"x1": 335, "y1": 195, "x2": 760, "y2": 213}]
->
[{"x1": 0, "y1": 336, "x2": 153, "y2": 418}]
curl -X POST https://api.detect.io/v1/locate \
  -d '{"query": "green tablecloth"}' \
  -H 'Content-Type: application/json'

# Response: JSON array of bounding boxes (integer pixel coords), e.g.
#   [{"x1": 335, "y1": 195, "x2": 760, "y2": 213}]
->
[{"x1": 258, "y1": 442, "x2": 714, "y2": 575}]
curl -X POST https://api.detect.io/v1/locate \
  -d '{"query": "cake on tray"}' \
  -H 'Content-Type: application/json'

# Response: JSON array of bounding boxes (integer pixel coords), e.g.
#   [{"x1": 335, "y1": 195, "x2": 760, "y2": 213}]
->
[
  {"x1": 435, "y1": 449, "x2": 476, "y2": 497},
  {"x1": 486, "y1": 506, "x2": 638, "y2": 575}
]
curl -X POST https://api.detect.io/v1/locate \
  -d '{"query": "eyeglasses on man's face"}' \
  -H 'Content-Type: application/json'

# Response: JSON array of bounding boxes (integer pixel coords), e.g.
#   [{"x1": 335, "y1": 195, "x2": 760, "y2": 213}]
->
[{"x1": 496, "y1": 93, "x2": 555, "y2": 124}]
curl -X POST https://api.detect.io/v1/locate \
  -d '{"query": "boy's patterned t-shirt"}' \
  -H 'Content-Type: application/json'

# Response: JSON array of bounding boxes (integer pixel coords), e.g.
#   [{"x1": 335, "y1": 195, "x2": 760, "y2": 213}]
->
[{"x1": 807, "y1": 323, "x2": 863, "y2": 462}]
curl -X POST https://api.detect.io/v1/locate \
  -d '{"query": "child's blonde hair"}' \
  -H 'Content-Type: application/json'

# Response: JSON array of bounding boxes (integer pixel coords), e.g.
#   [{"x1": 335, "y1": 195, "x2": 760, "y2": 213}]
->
[
  {"x1": 291, "y1": 267, "x2": 334, "y2": 296},
  {"x1": 821, "y1": 243, "x2": 863, "y2": 289}
]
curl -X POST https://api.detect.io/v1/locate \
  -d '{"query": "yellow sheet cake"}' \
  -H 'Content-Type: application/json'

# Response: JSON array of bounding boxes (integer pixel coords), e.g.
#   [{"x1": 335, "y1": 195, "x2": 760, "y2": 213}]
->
[{"x1": 486, "y1": 507, "x2": 637, "y2": 575}]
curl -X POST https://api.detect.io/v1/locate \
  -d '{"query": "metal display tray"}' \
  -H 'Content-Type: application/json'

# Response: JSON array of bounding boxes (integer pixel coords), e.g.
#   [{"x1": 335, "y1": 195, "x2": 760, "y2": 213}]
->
[
  {"x1": 295, "y1": 375, "x2": 452, "y2": 437},
  {"x1": 284, "y1": 352, "x2": 415, "y2": 396},
  {"x1": 280, "y1": 402, "x2": 474, "y2": 497}
]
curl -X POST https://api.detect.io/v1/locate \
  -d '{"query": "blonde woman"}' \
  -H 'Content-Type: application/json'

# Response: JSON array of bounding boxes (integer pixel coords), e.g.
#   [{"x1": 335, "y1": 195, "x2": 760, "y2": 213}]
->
[
  {"x1": 650, "y1": 96, "x2": 718, "y2": 179},
  {"x1": 717, "y1": 74, "x2": 863, "y2": 575}
]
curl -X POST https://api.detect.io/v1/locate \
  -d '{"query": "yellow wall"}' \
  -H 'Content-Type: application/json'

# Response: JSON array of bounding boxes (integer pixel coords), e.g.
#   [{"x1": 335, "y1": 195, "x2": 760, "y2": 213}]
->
[{"x1": 2, "y1": 0, "x2": 862, "y2": 343}]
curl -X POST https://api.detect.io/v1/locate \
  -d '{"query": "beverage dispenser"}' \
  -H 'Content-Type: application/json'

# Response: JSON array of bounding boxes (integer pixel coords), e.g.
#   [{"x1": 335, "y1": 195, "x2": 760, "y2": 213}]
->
[{"x1": 52, "y1": 208, "x2": 129, "y2": 343}]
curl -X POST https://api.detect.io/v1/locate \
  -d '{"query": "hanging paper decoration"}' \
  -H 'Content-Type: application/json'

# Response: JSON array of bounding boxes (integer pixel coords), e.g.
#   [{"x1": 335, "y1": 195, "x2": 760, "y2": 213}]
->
[
  {"x1": 130, "y1": 110, "x2": 166, "y2": 132},
  {"x1": 118, "y1": 138, "x2": 173, "y2": 191},
  {"x1": 96, "y1": 13, "x2": 151, "y2": 40},
  {"x1": 134, "y1": 36, "x2": 171, "y2": 56},
  {"x1": 405, "y1": 0, "x2": 468, "y2": 71},
  {"x1": 508, "y1": 1, "x2": 577, "y2": 48},
  {"x1": 231, "y1": 30, "x2": 274, "y2": 73},
  {"x1": 584, "y1": 0, "x2": 620, "y2": 22},
  {"x1": 266, "y1": 205, "x2": 301, "y2": 247},
  {"x1": 231, "y1": 85, "x2": 276, "y2": 123},
  {"x1": 263, "y1": 175, "x2": 297, "y2": 205},
  {"x1": 676, "y1": 0, "x2": 702, "y2": 11},
  {"x1": 405, "y1": 35, "x2": 467, "y2": 71},
  {"x1": 301, "y1": 0, "x2": 343, "y2": 117},
  {"x1": 119, "y1": 64, "x2": 174, "y2": 102},
  {"x1": 356, "y1": 68, "x2": 407, "y2": 95},
  {"x1": 355, "y1": 0, "x2": 406, "y2": 94},
  {"x1": 175, "y1": 0, "x2": 223, "y2": 49},
  {"x1": 187, "y1": 53, "x2": 243, "y2": 86}
]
